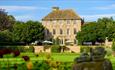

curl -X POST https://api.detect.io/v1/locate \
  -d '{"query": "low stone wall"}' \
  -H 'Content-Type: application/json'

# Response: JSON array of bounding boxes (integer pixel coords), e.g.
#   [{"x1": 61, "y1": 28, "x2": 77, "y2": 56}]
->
[
  {"x1": 34, "y1": 46, "x2": 44, "y2": 54},
  {"x1": 34, "y1": 45, "x2": 80, "y2": 53},
  {"x1": 66, "y1": 46, "x2": 80, "y2": 53},
  {"x1": 34, "y1": 46, "x2": 51, "y2": 54}
]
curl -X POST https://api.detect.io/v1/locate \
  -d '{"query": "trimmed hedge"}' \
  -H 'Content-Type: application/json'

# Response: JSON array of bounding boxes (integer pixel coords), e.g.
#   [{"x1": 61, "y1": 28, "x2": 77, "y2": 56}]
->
[{"x1": 51, "y1": 45, "x2": 61, "y2": 53}]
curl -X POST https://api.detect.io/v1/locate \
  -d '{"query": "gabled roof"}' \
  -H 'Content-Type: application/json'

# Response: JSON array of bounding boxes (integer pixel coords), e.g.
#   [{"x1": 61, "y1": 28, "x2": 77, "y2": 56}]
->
[{"x1": 42, "y1": 9, "x2": 81, "y2": 20}]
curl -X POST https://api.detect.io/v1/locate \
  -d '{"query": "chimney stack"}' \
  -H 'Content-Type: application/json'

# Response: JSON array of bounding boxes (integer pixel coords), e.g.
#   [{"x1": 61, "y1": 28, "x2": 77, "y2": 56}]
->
[{"x1": 52, "y1": 7, "x2": 59, "y2": 11}]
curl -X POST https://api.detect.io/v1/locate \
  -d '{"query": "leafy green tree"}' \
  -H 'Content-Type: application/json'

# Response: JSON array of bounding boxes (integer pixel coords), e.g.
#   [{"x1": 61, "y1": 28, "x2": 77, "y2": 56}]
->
[
  {"x1": 77, "y1": 17, "x2": 114, "y2": 45},
  {"x1": 77, "y1": 22, "x2": 97, "y2": 45},
  {"x1": 12, "y1": 20, "x2": 45, "y2": 44},
  {"x1": 0, "y1": 30, "x2": 12, "y2": 42},
  {"x1": 97, "y1": 17, "x2": 114, "y2": 42}
]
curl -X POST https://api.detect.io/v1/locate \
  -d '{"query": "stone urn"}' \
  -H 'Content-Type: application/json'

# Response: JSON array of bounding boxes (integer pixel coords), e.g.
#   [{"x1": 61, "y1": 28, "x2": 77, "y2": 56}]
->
[{"x1": 72, "y1": 47, "x2": 113, "y2": 70}]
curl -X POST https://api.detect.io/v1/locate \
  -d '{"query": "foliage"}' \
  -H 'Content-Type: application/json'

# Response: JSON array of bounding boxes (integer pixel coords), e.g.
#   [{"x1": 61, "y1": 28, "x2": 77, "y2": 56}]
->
[
  {"x1": 105, "y1": 48, "x2": 112, "y2": 56},
  {"x1": 0, "y1": 30, "x2": 12, "y2": 43},
  {"x1": 0, "y1": 9, "x2": 15, "y2": 31},
  {"x1": 77, "y1": 22, "x2": 97, "y2": 45},
  {"x1": 77, "y1": 17, "x2": 114, "y2": 45},
  {"x1": 12, "y1": 20, "x2": 45, "y2": 44},
  {"x1": 80, "y1": 46, "x2": 91, "y2": 53},
  {"x1": 23, "y1": 46, "x2": 34, "y2": 52},
  {"x1": 51, "y1": 45, "x2": 60, "y2": 53},
  {"x1": 33, "y1": 61, "x2": 51, "y2": 70},
  {"x1": 0, "y1": 53, "x2": 115, "y2": 70}
]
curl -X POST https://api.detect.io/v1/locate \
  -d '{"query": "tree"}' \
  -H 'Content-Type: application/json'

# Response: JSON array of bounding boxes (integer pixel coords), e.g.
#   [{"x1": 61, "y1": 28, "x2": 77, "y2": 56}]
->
[
  {"x1": 12, "y1": 21, "x2": 45, "y2": 44},
  {"x1": 0, "y1": 9, "x2": 15, "y2": 31},
  {"x1": 77, "y1": 22, "x2": 97, "y2": 45},
  {"x1": 97, "y1": 17, "x2": 114, "y2": 42},
  {"x1": 77, "y1": 17, "x2": 115, "y2": 45},
  {"x1": 0, "y1": 30, "x2": 12, "y2": 43}
]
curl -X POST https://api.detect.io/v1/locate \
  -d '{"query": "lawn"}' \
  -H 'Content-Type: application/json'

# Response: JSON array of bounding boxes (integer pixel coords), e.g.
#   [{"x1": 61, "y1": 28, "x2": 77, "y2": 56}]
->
[{"x1": 0, "y1": 53, "x2": 115, "y2": 70}]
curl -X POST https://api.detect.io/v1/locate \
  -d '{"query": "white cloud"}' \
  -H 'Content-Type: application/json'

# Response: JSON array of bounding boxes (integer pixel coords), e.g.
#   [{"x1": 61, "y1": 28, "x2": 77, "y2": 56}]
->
[
  {"x1": 81, "y1": 14, "x2": 115, "y2": 21},
  {"x1": 15, "y1": 15, "x2": 35, "y2": 21},
  {"x1": 0, "y1": 6, "x2": 48, "y2": 11},
  {"x1": 95, "y1": 4, "x2": 115, "y2": 10},
  {"x1": 81, "y1": 14, "x2": 115, "y2": 18}
]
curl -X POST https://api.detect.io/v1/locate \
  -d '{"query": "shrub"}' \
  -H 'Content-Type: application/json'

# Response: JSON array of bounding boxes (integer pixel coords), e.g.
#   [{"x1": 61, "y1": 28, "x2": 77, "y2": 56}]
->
[
  {"x1": 51, "y1": 45, "x2": 60, "y2": 53},
  {"x1": 105, "y1": 48, "x2": 112, "y2": 56},
  {"x1": 23, "y1": 46, "x2": 34, "y2": 52},
  {"x1": 80, "y1": 46, "x2": 91, "y2": 53},
  {"x1": 33, "y1": 61, "x2": 51, "y2": 70}
]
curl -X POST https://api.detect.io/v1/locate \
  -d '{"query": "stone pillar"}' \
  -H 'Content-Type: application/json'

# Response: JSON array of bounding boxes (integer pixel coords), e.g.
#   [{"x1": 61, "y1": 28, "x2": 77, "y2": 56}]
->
[
  {"x1": 105, "y1": 37, "x2": 108, "y2": 47},
  {"x1": 63, "y1": 37, "x2": 65, "y2": 45}
]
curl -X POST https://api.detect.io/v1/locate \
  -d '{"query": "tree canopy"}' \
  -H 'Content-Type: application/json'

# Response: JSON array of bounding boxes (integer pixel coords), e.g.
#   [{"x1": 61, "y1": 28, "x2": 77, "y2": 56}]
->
[
  {"x1": 0, "y1": 9, "x2": 15, "y2": 31},
  {"x1": 12, "y1": 21, "x2": 45, "y2": 44},
  {"x1": 77, "y1": 17, "x2": 115, "y2": 45}
]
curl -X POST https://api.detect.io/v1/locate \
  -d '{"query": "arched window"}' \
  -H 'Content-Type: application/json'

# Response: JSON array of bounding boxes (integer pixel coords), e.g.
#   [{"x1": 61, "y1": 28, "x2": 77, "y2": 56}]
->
[
  {"x1": 74, "y1": 28, "x2": 77, "y2": 34},
  {"x1": 53, "y1": 29, "x2": 56, "y2": 34},
  {"x1": 60, "y1": 29, "x2": 63, "y2": 34},
  {"x1": 67, "y1": 28, "x2": 69, "y2": 35}
]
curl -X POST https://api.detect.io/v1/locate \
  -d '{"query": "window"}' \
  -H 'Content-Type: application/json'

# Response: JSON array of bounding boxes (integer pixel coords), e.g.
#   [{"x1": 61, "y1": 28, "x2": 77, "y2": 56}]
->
[
  {"x1": 59, "y1": 39, "x2": 63, "y2": 45},
  {"x1": 74, "y1": 28, "x2": 77, "y2": 34},
  {"x1": 74, "y1": 20, "x2": 77, "y2": 24},
  {"x1": 53, "y1": 29, "x2": 56, "y2": 35},
  {"x1": 59, "y1": 21, "x2": 61, "y2": 24},
  {"x1": 53, "y1": 20, "x2": 56, "y2": 24},
  {"x1": 60, "y1": 29, "x2": 63, "y2": 34},
  {"x1": 67, "y1": 29, "x2": 70, "y2": 35},
  {"x1": 45, "y1": 29, "x2": 49, "y2": 35},
  {"x1": 67, "y1": 20, "x2": 70, "y2": 24},
  {"x1": 74, "y1": 39, "x2": 76, "y2": 44}
]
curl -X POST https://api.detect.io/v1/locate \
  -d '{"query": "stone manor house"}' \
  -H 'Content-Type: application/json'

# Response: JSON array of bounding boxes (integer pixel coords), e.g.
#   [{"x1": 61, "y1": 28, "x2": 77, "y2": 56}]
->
[{"x1": 42, "y1": 7, "x2": 83, "y2": 46}]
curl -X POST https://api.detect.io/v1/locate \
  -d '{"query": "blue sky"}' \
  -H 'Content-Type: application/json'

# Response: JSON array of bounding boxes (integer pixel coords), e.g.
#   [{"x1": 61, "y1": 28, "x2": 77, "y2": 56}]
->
[{"x1": 0, "y1": 0, "x2": 115, "y2": 22}]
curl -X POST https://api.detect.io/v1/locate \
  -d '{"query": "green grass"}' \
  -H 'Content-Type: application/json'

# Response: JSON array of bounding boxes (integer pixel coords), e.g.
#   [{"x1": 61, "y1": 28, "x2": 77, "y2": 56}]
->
[{"x1": 0, "y1": 53, "x2": 115, "y2": 70}]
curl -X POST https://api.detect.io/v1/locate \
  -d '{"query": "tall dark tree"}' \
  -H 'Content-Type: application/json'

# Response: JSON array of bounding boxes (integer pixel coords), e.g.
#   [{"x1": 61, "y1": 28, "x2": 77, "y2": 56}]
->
[{"x1": 0, "y1": 9, "x2": 15, "y2": 31}]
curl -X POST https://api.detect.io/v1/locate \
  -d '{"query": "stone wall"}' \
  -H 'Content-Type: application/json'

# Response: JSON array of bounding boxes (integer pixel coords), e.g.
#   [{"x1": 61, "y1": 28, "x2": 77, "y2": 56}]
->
[
  {"x1": 42, "y1": 19, "x2": 81, "y2": 45},
  {"x1": 34, "y1": 45, "x2": 80, "y2": 53}
]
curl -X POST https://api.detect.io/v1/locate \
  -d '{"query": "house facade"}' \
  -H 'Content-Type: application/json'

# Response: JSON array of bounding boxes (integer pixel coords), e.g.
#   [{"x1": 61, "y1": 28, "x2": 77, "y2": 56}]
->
[{"x1": 42, "y1": 7, "x2": 82, "y2": 45}]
